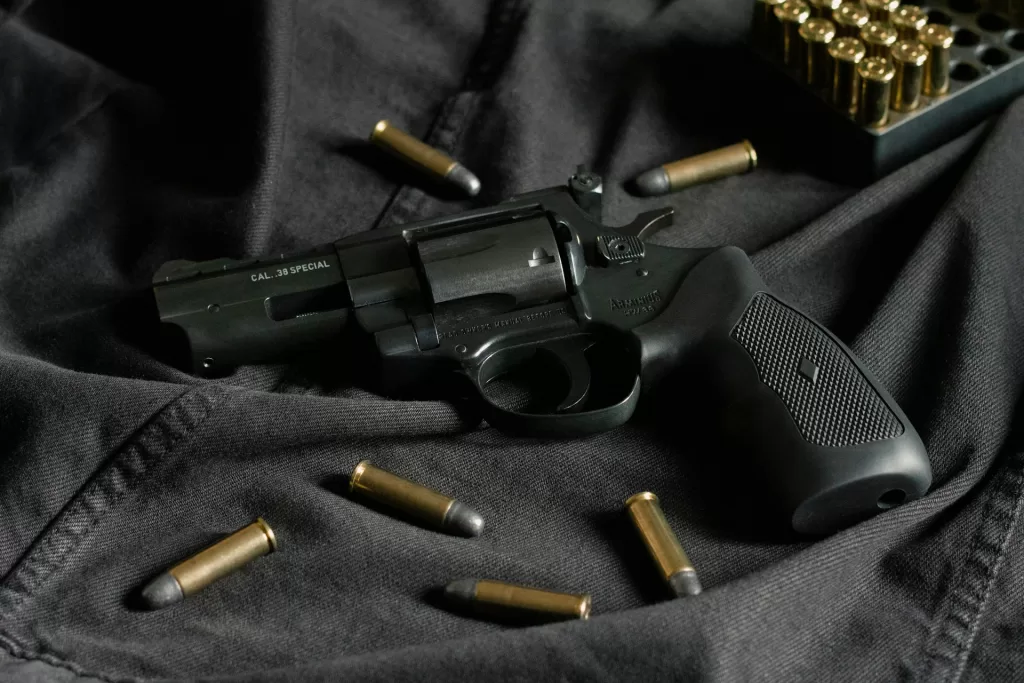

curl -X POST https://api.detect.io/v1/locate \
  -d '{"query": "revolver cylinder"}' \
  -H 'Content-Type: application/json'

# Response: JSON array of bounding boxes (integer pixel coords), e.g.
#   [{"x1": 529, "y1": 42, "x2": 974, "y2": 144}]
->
[{"x1": 417, "y1": 218, "x2": 568, "y2": 308}]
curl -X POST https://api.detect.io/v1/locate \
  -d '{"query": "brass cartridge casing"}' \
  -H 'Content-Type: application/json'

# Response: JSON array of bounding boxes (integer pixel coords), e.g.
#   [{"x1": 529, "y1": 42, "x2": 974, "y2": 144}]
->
[
  {"x1": 834, "y1": 3, "x2": 870, "y2": 37},
  {"x1": 139, "y1": 518, "x2": 277, "y2": 610},
  {"x1": 625, "y1": 492, "x2": 702, "y2": 598},
  {"x1": 858, "y1": 56, "x2": 896, "y2": 127},
  {"x1": 829, "y1": 37, "x2": 868, "y2": 112},
  {"x1": 861, "y1": 20, "x2": 898, "y2": 60},
  {"x1": 892, "y1": 5, "x2": 927, "y2": 41},
  {"x1": 808, "y1": 0, "x2": 843, "y2": 18},
  {"x1": 800, "y1": 18, "x2": 838, "y2": 86},
  {"x1": 444, "y1": 579, "x2": 591, "y2": 623},
  {"x1": 369, "y1": 120, "x2": 480, "y2": 197},
  {"x1": 349, "y1": 460, "x2": 485, "y2": 537},
  {"x1": 918, "y1": 24, "x2": 954, "y2": 96},
  {"x1": 633, "y1": 142, "x2": 757, "y2": 196},
  {"x1": 865, "y1": 0, "x2": 900, "y2": 22},
  {"x1": 776, "y1": 1, "x2": 813, "y2": 65},
  {"x1": 890, "y1": 40, "x2": 930, "y2": 112}
]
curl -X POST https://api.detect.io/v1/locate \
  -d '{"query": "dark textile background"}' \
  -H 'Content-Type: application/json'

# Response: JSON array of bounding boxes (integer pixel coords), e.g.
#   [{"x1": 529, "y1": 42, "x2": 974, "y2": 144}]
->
[{"x1": 1, "y1": 1, "x2": 1023, "y2": 681}]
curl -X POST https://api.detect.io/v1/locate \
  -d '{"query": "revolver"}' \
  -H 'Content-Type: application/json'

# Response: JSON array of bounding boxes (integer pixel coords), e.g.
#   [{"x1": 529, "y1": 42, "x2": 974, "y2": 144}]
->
[{"x1": 152, "y1": 169, "x2": 931, "y2": 534}]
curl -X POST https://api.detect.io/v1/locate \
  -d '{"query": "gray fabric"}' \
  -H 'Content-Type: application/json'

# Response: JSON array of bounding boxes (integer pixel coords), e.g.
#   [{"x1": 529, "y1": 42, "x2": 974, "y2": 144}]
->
[{"x1": 2, "y1": 0, "x2": 1024, "y2": 680}]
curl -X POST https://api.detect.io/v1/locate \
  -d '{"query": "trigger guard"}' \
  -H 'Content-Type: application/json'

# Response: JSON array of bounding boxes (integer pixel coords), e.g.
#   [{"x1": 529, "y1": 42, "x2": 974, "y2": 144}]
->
[
  {"x1": 475, "y1": 338, "x2": 594, "y2": 415},
  {"x1": 469, "y1": 336, "x2": 642, "y2": 438},
  {"x1": 474, "y1": 374, "x2": 641, "y2": 438}
]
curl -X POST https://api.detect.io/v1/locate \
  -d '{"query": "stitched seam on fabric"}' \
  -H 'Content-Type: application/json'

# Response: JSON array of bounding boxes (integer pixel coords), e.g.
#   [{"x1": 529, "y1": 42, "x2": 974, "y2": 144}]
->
[
  {"x1": 387, "y1": 92, "x2": 481, "y2": 227},
  {"x1": 462, "y1": 0, "x2": 528, "y2": 92},
  {"x1": 0, "y1": 387, "x2": 228, "y2": 681},
  {"x1": 393, "y1": 100, "x2": 463, "y2": 224},
  {"x1": 950, "y1": 454, "x2": 1024, "y2": 683},
  {"x1": 370, "y1": 92, "x2": 479, "y2": 231},
  {"x1": 0, "y1": 634, "x2": 132, "y2": 683},
  {"x1": 0, "y1": 387, "x2": 224, "y2": 617},
  {"x1": 369, "y1": 0, "x2": 526, "y2": 230},
  {"x1": 919, "y1": 449, "x2": 1024, "y2": 682}
]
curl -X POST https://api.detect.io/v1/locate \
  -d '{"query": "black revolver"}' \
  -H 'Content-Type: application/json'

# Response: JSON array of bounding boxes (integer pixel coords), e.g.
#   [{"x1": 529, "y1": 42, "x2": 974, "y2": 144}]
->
[{"x1": 152, "y1": 169, "x2": 931, "y2": 534}]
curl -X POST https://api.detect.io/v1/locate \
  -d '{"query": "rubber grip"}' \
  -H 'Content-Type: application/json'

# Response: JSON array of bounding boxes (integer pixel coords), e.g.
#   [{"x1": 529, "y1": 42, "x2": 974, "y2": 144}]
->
[
  {"x1": 730, "y1": 293, "x2": 904, "y2": 449},
  {"x1": 633, "y1": 246, "x2": 932, "y2": 535}
]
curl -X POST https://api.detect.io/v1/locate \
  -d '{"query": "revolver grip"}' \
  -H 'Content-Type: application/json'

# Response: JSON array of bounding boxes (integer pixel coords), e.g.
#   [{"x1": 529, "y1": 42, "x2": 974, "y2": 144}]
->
[{"x1": 635, "y1": 247, "x2": 931, "y2": 535}]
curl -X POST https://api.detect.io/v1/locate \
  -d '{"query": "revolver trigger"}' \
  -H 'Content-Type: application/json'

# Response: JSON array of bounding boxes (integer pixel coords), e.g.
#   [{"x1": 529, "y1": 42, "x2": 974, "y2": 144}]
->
[
  {"x1": 617, "y1": 207, "x2": 674, "y2": 239},
  {"x1": 540, "y1": 340, "x2": 592, "y2": 413}
]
